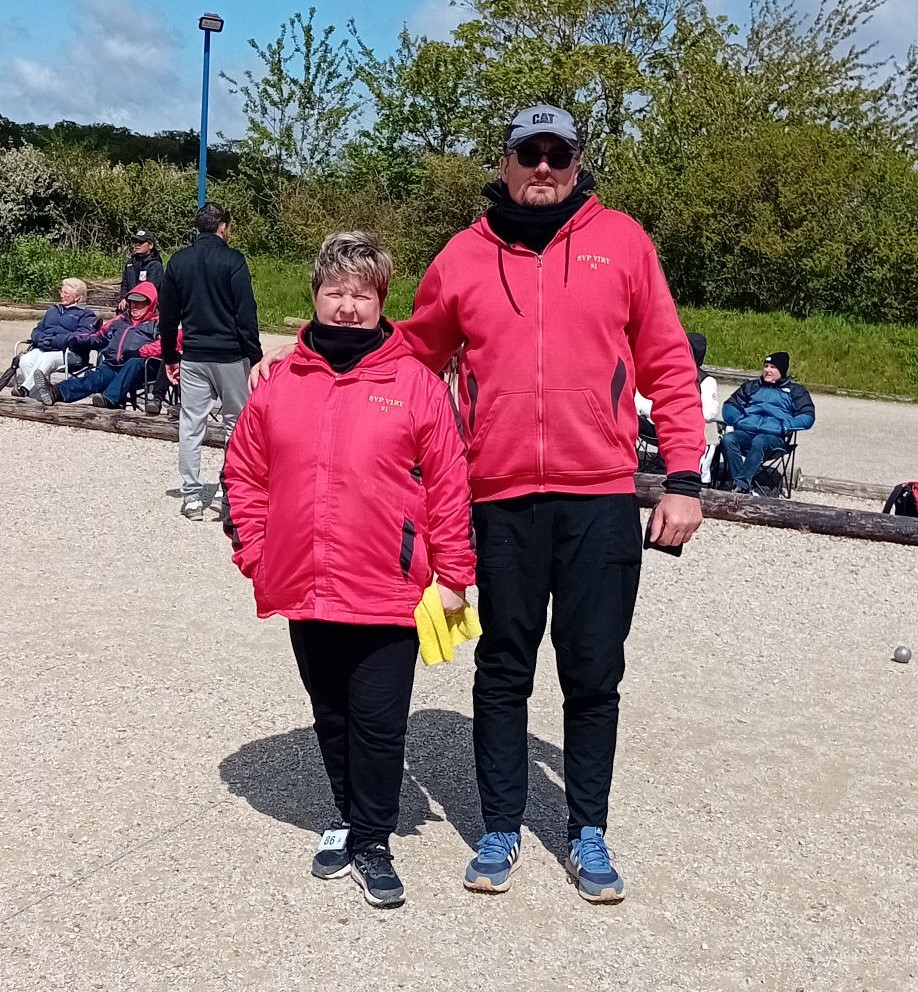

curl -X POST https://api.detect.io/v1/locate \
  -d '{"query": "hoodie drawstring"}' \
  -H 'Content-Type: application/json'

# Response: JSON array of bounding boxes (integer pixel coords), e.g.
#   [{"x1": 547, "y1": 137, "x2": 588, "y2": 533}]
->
[
  {"x1": 563, "y1": 228, "x2": 572, "y2": 287},
  {"x1": 497, "y1": 243, "x2": 523, "y2": 316}
]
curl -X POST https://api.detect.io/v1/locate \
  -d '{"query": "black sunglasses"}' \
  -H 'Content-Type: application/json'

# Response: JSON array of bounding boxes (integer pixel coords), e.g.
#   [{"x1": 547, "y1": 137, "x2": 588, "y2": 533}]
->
[{"x1": 514, "y1": 145, "x2": 576, "y2": 169}]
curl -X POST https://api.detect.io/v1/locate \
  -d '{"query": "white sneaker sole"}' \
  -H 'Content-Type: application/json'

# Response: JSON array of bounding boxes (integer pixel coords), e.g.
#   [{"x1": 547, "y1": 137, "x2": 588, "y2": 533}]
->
[{"x1": 350, "y1": 865, "x2": 405, "y2": 908}]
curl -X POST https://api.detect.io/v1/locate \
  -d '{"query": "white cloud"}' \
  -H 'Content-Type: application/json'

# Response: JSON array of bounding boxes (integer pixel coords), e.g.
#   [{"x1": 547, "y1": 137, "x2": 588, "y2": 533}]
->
[
  {"x1": 10, "y1": 60, "x2": 60, "y2": 98},
  {"x1": 405, "y1": 0, "x2": 469, "y2": 40},
  {"x1": 0, "y1": 0, "x2": 246, "y2": 136}
]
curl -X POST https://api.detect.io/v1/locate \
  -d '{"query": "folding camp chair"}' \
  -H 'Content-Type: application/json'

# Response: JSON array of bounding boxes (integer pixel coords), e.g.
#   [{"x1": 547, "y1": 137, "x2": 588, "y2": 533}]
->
[
  {"x1": 710, "y1": 426, "x2": 799, "y2": 498},
  {"x1": 750, "y1": 432, "x2": 798, "y2": 498},
  {"x1": 2, "y1": 340, "x2": 92, "y2": 394},
  {"x1": 635, "y1": 415, "x2": 665, "y2": 474}
]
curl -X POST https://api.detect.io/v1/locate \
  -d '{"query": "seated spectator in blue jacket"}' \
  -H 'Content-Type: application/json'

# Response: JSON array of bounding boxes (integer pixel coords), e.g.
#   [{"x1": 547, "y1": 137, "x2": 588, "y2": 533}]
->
[
  {"x1": 721, "y1": 351, "x2": 815, "y2": 494},
  {"x1": 33, "y1": 282, "x2": 160, "y2": 409},
  {"x1": 12, "y1": 278, "x2": 98, "y2": 395}
]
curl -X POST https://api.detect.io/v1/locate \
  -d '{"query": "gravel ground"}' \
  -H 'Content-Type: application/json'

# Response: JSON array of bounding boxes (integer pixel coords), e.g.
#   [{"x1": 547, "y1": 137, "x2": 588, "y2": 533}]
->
[{"x1": 2, "y1": 319, "x2": 917, "y2": 991}]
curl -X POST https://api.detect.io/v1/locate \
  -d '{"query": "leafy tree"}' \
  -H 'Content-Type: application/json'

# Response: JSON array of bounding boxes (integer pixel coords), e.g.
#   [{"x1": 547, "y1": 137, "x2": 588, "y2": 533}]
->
[
  {"x1": 350, "y1": 27, "x2": 474, "y2": 156},
  {"x1": 0, "y1": 116, "x2": 240, "y2": 177},
  {"x1": 221, "y1": 8, "x2": 358, "y2": 178},
  {"x1": 451, "y1": 0, "x2": 704, "y2": 166},
  {"x1": 0, "y1": 145, "x2": 71, "y2": 250},
  {"x1": 0, "y1": 115, "x2": 24, "y2": 148}
]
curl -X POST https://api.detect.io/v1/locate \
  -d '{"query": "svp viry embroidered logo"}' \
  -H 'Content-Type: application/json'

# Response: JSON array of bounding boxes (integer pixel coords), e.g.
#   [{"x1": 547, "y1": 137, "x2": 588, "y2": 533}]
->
[
  {"x1": 576, "y1": 253, "x2": 611, "y2": 271},
  {"x1": 368, "y1": 394, "x2": 405, "y2": 413}
]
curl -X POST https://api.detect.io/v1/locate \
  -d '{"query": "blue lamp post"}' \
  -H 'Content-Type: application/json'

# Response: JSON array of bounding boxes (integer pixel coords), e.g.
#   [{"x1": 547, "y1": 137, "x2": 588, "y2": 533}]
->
[{"x1": 197, "y1": 12, "x2": 225, "y2": 209}]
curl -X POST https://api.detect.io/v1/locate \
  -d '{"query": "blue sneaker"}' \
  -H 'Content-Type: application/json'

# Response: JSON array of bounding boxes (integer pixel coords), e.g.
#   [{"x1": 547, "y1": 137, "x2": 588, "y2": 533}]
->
[
  {"x1": 464, "y1": 831, "x2": 522, "y2": 892},
  {"x1": 566, "y1": 827, "x2": 625, "y2": 903}
]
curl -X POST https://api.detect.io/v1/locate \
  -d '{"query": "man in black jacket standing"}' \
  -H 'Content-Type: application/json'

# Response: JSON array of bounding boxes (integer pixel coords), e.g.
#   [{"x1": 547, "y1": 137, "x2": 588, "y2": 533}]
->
[
  {"x1": 118, "y1": 230, "x2": 164, "y2": 309},
  {"x1": 158, "y1": 203, "x2": 262, "y2": 521}
]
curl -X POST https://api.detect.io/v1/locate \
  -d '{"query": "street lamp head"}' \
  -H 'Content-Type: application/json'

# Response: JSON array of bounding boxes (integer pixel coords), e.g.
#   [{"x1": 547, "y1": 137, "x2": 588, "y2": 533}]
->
[{"x1": 199, "y1": 12, "x2": 224, "y2": 32}]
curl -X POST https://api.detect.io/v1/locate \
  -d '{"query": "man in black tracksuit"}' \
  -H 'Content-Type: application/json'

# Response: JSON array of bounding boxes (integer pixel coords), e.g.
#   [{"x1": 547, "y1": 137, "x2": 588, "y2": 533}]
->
[
  {"x1": 118, "y1": 229, "x2": 164, "y2": 306},
  {"x1": 158, "y1": 202, "x2": 262, "y2": 521}
]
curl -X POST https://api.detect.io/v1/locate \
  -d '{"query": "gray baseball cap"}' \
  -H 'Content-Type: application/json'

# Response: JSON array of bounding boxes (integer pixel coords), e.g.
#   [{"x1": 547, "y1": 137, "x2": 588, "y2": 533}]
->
[{"x1": 504, "y1": 104, "x2": 580, "y2": 151}]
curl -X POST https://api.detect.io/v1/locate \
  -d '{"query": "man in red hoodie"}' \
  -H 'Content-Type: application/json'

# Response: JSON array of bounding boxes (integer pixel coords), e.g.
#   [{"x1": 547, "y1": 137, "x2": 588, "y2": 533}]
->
[{"x1": 252, "y1": 105, "x2": 705, "y2": 903}]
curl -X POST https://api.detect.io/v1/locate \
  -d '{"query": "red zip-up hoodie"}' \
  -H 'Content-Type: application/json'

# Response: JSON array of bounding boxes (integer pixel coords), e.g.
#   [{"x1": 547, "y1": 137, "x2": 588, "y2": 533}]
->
[
  {"x1": 401, "y1": 197, "x2": 705, "y2": 502},
  {"x1": 223, "y1": 323, "x2": 476, "y2": 626}
]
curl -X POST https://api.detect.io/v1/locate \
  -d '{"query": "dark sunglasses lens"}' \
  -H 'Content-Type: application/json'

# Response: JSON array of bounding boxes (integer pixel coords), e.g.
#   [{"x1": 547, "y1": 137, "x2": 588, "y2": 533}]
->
[
  {"x1": 516, "y1": 147, "x2": 574, "y2": 168},
  {"x1": 515, "y1": 147, "x2": 540, "y2": 166}
]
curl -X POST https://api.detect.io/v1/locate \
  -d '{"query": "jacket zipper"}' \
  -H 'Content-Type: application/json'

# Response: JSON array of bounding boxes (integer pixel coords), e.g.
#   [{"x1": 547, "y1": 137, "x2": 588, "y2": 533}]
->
[
  {"x1": 314, "y1": 374, "x2": 342, "y2": 599},
  {"x1": 536, "y1": 253, "x2": 545, "y2": 489}
]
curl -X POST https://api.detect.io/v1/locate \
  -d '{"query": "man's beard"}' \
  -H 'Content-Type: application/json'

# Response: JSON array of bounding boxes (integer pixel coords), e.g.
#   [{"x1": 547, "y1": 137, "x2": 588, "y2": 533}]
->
[{"x1": 523, "y1": 187, "x2": 559, "y2": 207}]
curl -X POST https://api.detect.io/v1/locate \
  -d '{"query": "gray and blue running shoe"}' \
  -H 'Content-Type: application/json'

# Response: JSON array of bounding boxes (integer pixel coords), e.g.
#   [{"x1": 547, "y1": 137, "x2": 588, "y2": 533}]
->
[
  {"x1": 566, "y1": 826, "x2": 624, "y2": 903},
  {"x1": 311, "y1": 821, "x2": 351, "y2": 880},
  {"x1": 464, "y1": 831, "x2": 522, "y2": 892}
]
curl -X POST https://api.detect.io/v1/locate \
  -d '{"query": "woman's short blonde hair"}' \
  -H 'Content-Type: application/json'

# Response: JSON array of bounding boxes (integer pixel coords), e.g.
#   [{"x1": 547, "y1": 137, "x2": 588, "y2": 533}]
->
[
  {"x1": 61, "y1": 277, "x2": 88, "y2": 302},
  {"x1": 311, "y1": 231, "x2": 393, "y2": 302}
]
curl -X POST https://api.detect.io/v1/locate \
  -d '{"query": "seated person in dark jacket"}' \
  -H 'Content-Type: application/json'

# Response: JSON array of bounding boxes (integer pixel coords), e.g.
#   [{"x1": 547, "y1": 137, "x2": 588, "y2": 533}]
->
[
  {"x1": 117, "y1": 229, "x2": 164, "y2": 311},
  {"x1": 12, "y1": 278, "x2": 98, "y2": 395},
  {"x1": 721, "y1": 351, "x2": 815, "y2": 493},
  {"x1": 33, "y1": 282, "x2": 160, "y2": 409}
]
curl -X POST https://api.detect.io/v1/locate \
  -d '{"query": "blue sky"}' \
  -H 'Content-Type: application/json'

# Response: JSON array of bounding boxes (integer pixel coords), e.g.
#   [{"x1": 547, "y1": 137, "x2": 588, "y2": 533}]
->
[{"x1": 0, "y1": 0, "x2": 914, "y2": 138}]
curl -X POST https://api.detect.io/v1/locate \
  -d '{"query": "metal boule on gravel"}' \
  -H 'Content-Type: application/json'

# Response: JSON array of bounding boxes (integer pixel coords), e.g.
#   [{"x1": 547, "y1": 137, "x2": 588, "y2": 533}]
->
[{"x1": 892, "y1": 645, "x2": 912, "y2": 664}]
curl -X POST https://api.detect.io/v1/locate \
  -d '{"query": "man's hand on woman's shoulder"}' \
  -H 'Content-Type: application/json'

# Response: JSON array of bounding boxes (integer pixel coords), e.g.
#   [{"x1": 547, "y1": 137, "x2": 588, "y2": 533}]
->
[{"x1": 248, "y1": 341, "x2": 297, "y2": 391}]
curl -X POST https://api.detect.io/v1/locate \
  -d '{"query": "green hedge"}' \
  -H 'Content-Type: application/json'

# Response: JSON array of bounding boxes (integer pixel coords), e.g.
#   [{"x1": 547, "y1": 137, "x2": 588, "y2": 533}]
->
[
  {"x1": 0, "y1": 237, "x2": 121, "y2": 300},
  {"x1": 3, "y1": 241, "x2": 916, "y2": 397}
]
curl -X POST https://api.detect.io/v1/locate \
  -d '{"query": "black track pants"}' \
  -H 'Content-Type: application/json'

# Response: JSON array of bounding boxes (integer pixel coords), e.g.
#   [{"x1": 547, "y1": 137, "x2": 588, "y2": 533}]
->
[
  {"x1": 471, "y1": 494, "x2": 642, "y2": 841},
  {"x1": 289, "y1": 620, "x2": 418, "y2": 850}
]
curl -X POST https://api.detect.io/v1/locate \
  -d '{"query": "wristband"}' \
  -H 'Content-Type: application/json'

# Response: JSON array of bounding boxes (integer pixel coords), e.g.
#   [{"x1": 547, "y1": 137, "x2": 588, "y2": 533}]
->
[{"x1": 663, "y1": 471, "x2": 702, "y2": 499}]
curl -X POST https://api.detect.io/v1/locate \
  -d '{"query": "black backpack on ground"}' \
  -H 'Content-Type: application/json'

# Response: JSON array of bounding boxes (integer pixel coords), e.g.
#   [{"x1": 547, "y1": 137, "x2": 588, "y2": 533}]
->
[{"x1": 882, "y1": 481, "x2": 918, "y2": 516}]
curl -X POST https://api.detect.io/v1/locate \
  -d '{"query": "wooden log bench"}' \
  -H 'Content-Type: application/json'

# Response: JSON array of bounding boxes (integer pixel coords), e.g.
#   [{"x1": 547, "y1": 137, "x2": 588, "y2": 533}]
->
[{"x1": 1, "y1": 396, "x2": 915, "y2": 546}]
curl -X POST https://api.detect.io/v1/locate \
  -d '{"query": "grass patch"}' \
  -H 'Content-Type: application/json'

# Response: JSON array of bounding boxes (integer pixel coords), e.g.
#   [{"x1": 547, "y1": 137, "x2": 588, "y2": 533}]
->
[
  {"x1": 682, "y1": 307, "x2": 918, "y2": 397},
  {"x1": 0, "y1": 237, "x2": 122, "y2": 301},
  {"x1": 248, "y1": 256, "x2": 312, "y2": 328},
  {"x1": 4, "y1": 246, "x2": 916, "y2": 396}
]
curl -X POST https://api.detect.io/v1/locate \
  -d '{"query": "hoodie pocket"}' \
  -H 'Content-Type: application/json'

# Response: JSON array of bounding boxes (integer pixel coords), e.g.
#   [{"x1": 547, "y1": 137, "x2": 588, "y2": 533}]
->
[
  {"x1": 543, "y1": 389, "x2": 633, "y2": 478},
  {"x1": 467, "y1": 391, "x2": 539, "y2": 483}
]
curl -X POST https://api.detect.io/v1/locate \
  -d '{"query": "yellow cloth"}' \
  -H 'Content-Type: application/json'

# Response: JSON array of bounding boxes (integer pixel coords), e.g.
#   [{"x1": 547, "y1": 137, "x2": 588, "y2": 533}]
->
[{"x1": 414, "y1": 584, "x2": 483, "y2": 665}]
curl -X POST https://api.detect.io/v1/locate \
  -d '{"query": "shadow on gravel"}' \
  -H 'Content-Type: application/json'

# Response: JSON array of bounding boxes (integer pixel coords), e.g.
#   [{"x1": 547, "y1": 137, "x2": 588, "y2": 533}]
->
[{"x1": 219, "y1": 707, "x2": 568, "y2": 860}]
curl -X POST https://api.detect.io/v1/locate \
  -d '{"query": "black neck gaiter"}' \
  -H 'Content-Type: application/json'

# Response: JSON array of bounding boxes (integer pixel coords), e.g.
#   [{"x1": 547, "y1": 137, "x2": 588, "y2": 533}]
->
[
  {"x1": 305, "y1": 319, "x2": 387, "y2": 373},
  {"x1": 483, "y1": 171, "x2": 597, "y2": 254}
]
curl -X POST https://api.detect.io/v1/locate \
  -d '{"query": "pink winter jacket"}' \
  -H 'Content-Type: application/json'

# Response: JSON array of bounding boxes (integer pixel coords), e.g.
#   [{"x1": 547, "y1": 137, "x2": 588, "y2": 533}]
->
[
  {"x1": 223, "y1": 324, "x2": 476, "y2": 627},
  {"x1": 400, "y1": 196, "x2": 706, "y2": 502}
]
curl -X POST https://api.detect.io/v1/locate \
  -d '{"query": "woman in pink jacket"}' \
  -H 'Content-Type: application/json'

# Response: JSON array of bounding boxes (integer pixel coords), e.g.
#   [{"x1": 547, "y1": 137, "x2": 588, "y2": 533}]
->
[{"x1": 223, "y1": 232, "x2": 475, "y2": 909}]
